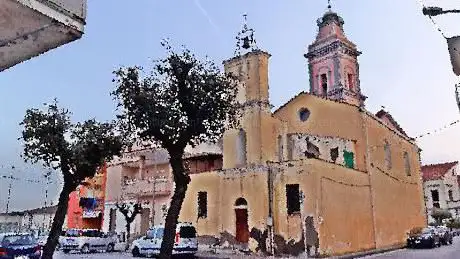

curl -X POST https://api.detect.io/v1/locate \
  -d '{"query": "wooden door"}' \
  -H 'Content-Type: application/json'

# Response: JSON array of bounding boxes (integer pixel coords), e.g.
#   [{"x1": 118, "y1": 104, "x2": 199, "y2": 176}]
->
[{"x1": 235, "y1": 208, "x2": 249, "y2": 243}]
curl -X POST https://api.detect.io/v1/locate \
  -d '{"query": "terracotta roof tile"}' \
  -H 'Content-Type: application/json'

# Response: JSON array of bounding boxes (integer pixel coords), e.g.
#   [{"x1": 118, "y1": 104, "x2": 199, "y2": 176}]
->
[{"x1": 421, "y1": 161, "x2": 458, "y2": 181}]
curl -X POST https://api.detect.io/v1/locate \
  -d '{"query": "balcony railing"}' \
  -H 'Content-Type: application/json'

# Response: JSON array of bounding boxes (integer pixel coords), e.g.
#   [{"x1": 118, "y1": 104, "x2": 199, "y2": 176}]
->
[{"x1": 121, "y1": 178, "x2": 172, "y2": 198}]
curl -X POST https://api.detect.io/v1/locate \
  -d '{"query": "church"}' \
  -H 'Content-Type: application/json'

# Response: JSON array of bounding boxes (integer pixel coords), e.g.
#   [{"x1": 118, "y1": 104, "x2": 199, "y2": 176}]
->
[{"x1": 178, "y1": 5, "x2": 426, "y2": 257}]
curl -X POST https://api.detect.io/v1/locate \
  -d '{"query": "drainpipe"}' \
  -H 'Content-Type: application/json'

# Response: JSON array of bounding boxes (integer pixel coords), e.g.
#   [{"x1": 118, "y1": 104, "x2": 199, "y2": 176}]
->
[{"x1": 267, "y1": 162, "x2": 275, "y2": 255}]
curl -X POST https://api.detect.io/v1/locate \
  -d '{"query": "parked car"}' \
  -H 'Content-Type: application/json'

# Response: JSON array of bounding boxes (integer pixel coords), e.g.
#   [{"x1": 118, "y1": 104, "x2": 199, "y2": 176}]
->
[
  {"x1": 435, "y1": 226, "x2": 453, "y2": 245},
  {"x1": 60, "y1": 228, "x2": 118, "y2": 254},
  {"x1": 0, "y1": 232, "x2": 42, "y2": 259},
  {"x1": 131, "y1": 222, "x2": 198, "y2": 257},
  {"x1": 407, "y1": 227, "x2": 441, "y2": 248}
]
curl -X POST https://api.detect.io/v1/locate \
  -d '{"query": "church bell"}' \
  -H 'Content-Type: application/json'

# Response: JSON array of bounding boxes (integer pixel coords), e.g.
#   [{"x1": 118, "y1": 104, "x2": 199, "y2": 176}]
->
[{"x1": 242, "y1": 36, "x2": 251, "y2": 49}]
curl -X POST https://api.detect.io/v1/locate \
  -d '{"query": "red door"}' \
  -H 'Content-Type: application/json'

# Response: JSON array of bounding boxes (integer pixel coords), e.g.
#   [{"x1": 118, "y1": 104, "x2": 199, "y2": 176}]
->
[{"x1": 235, "y1": 208, "x2": 249, "y2": 243}]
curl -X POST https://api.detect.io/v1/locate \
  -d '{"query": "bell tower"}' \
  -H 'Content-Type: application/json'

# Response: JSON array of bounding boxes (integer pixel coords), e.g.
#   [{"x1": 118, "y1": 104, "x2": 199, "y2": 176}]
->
[
  {"x1": 304, "y1": 2, "x2": 367, "y2": 106},
  {"x1": 222, "y1": 14, "x2": 272, "y2": 168}
]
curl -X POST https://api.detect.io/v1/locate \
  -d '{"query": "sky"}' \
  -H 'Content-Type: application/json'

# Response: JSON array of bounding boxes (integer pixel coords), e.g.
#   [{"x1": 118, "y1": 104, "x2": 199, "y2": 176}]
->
[{"x1": 0, "y1": 0, "x2": 459, "y2": 212}]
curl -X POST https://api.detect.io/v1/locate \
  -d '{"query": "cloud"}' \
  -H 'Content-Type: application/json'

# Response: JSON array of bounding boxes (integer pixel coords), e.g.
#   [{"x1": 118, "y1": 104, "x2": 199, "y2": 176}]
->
[{"x1": 193, "y1": 0, "x2": 221, "y2": 34}]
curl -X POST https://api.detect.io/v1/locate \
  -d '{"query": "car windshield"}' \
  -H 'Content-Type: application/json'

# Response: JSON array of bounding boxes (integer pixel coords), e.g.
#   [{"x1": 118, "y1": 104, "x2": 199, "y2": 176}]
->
[
  {"x1": 65, "y1": 229, "x2": 80, "y2": 237},
  {"x1": 1, "y1": 234, "x2": 36, "y2": 246},
  {"x1": 421, "y1": 228, "x2": 433, "y2": 234}
]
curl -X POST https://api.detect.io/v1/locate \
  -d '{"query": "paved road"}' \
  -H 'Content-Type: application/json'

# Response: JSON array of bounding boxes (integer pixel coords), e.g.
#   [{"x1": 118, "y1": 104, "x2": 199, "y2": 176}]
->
[
  {"x1": 362, "y1": 236, "x2": 460, "y2": 259},
  {"x1": 52, "y1": 237, "x2": 460, "y2": 258}
]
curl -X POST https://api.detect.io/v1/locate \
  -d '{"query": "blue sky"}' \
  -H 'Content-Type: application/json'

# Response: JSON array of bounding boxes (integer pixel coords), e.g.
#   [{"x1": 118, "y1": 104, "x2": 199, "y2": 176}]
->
[{"x1": 0, "y1": 0, "x2": 459, "y2": 211}]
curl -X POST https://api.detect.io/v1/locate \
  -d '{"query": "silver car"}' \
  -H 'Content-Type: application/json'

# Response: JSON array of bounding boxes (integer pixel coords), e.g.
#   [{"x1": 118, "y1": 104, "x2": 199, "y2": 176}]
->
[{"x1": 131, "y1": 222, "x2": 198, "y2": 257}]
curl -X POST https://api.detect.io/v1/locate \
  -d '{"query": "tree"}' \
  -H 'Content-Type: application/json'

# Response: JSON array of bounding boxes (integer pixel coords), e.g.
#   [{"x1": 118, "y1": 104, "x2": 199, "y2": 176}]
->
[
  {"x1": 19, "y1": 100, "x2": 126, "y2": 259},
  {"x1": 431, "y1": 207, "x2": 452, "y2": 225},
  {"x1": 115, "y1": 200, "x2": 143, "y2": 250},
  {"x1": 112, "y1": 42, "x2": 239, "y2": 258}
]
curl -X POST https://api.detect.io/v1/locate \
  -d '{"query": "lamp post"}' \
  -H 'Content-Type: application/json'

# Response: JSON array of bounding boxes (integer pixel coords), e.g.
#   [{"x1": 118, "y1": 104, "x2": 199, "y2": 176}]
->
[{"x1": 422, "y1": 7, "x2": 460, "y2": 17}]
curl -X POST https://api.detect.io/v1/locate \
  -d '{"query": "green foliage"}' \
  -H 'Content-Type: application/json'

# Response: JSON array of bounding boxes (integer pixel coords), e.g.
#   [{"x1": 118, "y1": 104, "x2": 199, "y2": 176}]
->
[
  {"x1": 112, "y1": 42, "x2": 240, "y2": 259},
  {"x1": 19, "y1": 99, "x2": 128, "y2": 258},
  {"x1": 112, "y1": 42, "x2": 239, "y2": 152},
  {"x1": 20, "y1": 99, "x2": 127, "y2": 185},
  {"x1": 446, "y1": 218, "x2": 460, "y2": 229},
  {"x1": 431, "y1": 207, "x2": 452, "y2": 224}
]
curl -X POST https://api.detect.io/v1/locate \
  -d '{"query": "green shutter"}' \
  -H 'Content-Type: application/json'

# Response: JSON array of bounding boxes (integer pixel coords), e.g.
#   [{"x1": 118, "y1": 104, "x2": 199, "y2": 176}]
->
[{"x1": 343, "y1": 151, "x2": 354, "y2": 169}]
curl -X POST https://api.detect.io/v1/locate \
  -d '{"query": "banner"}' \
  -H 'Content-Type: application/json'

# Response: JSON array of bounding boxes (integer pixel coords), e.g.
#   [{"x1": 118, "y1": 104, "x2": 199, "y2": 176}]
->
[{"x1": 447, "y1": 36, "x2": 460, "y2": 76}]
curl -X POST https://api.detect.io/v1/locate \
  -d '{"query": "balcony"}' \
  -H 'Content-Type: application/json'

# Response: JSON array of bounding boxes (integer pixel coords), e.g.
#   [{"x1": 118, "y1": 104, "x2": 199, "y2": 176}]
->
[
  {"x1": 121, "y1": 178, "x2": 172, "y2": 199},
  {"x1": 0, "y1": 0, "x2": 87, "y2": 71}
]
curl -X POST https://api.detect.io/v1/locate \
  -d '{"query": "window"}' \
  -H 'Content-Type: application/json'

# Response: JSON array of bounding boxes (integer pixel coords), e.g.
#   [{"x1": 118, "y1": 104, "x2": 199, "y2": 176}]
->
[
  {"x1": 347, "y1": 73, "x2": 354, "y2": 90},
  {"x1": 298, "y1": 108, "x2": 310, "y2": 122},
  {"x1": 286, "y1": 184, "x2": 300, "y2": 215},
  {"x1": 236, "y1": 129, "x2": 247, "y2": 166},
  {"x1": 287, "y1": 137, "x2": 294, "y2": 160},
  {"x1": 404, "y1": 152, "x2": 411, "y2": 176},
  {"x1": 453, "y1": 168, "x2": 456, "y2": 176},
  {"x1": 431, "y1": 190, "x2": 440, "y2": 208},
  {"x1": 343, "y1": 150, "x2": 354, "y2": 169},
  {"x1": 330, "y1": 147, "x2": 339, "y2": 163},
  {"x1": 278, "y1": 135, "x2": 284, "y2": 161},
  {"x1": 320, "y1": 74, "x2": 328, "y2": 96},
  {"x1": 197, "y1": 191, "x2": 208, "y2": 218},
  {"x1": 449, "y1": 190, "x2": 454, "y2": 201},
  {"x1": 384, "y1": 140, "x2": 392, "y2": 170}
]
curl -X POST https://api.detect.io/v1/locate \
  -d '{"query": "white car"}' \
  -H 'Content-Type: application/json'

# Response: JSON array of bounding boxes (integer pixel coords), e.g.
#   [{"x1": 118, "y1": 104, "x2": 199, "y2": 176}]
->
[
  {"x1": 131, "y1": 222, "x2": 198, "y2": 257},
  {"x1": 59, "y1": 229, "x2": 117, "y2": 254}
]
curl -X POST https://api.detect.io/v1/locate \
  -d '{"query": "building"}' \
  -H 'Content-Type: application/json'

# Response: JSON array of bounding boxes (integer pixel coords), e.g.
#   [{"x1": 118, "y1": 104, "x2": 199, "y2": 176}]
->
[
  {"x1": 422, "y1": 161, "x2": 460, "y2": 223},
  {"x1": 0, "y1": 205, "x2": 63, "y2": 235},
  {"x1": 66, "y1": 163, "x2": 107, "y2": 230},
  {"x1": 0, "y1": 0, "x2": 87, "y2": 71},
  {"x1": 102, "y1": 143, "x2": 222, "y2": 241},
  {"x1": 176, "y1": 7, "x2": 427, "y2": 257}
]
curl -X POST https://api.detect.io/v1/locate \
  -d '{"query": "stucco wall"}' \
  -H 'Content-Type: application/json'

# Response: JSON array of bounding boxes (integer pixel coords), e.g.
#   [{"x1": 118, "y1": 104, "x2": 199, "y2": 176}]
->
[
  {"x1": 273, "y1": 93, "x2": 366, "y2": 172},
  {"x1": 364, "y1": 115, "x2": 426, "y2": 248}
]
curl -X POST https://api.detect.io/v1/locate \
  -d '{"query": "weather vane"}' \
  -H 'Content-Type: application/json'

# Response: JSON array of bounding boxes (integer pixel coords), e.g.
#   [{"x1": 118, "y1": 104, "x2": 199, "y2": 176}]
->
[
  {"x1": 234, "y1": 13, "x2": 258, "y2": 56},
  {"x1": 328, "y1": 0, "x2": 332, "y2": 10}
]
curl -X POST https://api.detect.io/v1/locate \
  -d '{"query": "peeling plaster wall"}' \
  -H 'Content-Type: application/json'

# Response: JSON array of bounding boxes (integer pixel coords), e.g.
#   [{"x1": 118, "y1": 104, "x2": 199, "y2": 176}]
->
[
  {"x1": 289, "y1": 133, "x2": 356, "y2": 168},
  {"x1": 365, "y1": 115, "x2": 426, "y2": 248}
]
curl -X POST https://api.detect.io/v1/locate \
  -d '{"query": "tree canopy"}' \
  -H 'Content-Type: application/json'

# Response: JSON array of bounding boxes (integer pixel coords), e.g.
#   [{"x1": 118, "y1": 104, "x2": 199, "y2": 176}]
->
[
  {"x1": 20, "y1": 99, "x2": 127, "y2": 259},
  {"x1": 112, "y1": 42, "x2": 240, "y2": 259}
]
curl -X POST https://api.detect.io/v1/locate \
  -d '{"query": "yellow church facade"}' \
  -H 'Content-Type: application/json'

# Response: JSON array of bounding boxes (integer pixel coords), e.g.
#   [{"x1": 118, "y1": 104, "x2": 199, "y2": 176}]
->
[{"x1": 179, "y1": 9, "x2": 426, "y2": 257}]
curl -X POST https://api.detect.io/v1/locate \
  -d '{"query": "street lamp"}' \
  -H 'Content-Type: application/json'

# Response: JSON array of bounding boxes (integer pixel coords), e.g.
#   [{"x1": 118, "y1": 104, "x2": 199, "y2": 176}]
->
[
  {"x1": 422, "y1": 5, "x2": 460, "y2": 112},
  {"x1": 422, "y1": 7, "x2": 460, "y2": 17}
]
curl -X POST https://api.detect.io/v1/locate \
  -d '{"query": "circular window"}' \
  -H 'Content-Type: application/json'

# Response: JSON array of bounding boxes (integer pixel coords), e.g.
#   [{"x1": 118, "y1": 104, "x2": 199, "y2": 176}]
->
[{"x1": 299, "y1": 108, "x2": 310, "y2": 122}]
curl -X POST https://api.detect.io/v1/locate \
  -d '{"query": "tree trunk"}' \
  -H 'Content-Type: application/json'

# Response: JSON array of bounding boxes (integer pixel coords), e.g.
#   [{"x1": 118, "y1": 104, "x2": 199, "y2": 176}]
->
[
  {"x1": 41, "y1": 182, "x2": 75, "y2": 259},
  {"x1": 125, "y1": 222, "x2": 131, "y2": 251},
  {"x1": 158, "y1": 153, "x2": 190, "y2": 259}
]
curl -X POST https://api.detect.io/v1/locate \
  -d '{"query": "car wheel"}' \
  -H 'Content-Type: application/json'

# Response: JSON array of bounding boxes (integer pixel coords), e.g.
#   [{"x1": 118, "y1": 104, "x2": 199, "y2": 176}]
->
[
  {"x1": 132, "y1": 247, "x2": 141, "y2": 257},
  {"x1": 106, "y1": 243, "x2": 114, "y2": 252},
  {"x1": 81, "y1": 244, "x2": 90, "y2": 254},
  {"x1": 63, "y1": 249, "x2": 70, "y2": 254}
]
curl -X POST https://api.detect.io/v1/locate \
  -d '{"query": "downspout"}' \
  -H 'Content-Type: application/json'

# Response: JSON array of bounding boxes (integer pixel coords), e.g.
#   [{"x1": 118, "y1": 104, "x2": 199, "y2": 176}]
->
[
  {"x1": 359, "y1": 107, "x2": 378, "y2": 249},
  {"x1": 267, "y1": 162, "x2": 275, "y2": 255}
]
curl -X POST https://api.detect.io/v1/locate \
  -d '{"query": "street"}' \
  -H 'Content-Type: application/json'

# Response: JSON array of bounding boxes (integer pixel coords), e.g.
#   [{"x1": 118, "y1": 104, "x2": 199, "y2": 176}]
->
[{"x1": 52, "y1": 237, "x2": 460, "y2": 259}]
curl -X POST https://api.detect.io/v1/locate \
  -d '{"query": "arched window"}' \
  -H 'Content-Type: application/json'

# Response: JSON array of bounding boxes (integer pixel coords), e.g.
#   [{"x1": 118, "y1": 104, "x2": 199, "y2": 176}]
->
[
  {"x1": 404, "y1": 152, "x2": 411, "y2": 176},
  {"x1": 384, "y1": 140, "x2": 392, "y2": 170},
  {"x1": 236, "y1": 129, "x2": 247, "y2": 166}
]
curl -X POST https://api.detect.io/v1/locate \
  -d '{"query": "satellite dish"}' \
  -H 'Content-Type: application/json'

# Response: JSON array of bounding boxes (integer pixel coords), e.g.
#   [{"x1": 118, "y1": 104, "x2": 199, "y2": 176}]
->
[{"x1": 447, "y1": 36, "x2": 460, "y2": 76}]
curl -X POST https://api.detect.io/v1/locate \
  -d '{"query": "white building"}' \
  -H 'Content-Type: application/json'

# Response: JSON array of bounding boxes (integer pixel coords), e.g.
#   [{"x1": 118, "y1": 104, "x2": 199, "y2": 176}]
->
[
  {"x1": 0, "y1": 205, "x2": 65, "y2": 235},
  {"x1": 0, "y1": 0, "x2": 87, "y2": 71},
  {"x1": 422, "y1": 161, "x2": 460, "y2": 223},
  {"x1": 102, "y1": 143, "x2": 223, "y2": 242}
]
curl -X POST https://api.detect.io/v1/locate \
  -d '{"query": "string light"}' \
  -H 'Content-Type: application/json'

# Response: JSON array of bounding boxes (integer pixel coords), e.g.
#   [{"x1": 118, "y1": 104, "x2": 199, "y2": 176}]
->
[{"x1": 414, "y1": 119, "x2": 460, "y2": 139}]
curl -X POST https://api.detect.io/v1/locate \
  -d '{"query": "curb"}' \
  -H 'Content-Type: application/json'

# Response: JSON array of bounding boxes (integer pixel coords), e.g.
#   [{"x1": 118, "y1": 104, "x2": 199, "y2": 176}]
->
[{"x1": 330, "y1": 245, "x2": 406, "y2": 259}]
